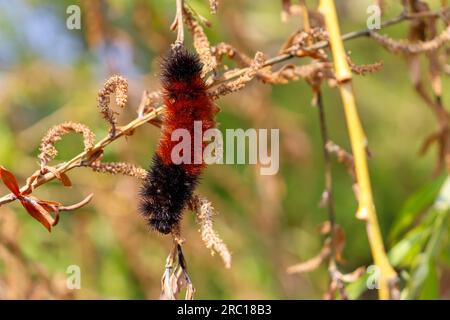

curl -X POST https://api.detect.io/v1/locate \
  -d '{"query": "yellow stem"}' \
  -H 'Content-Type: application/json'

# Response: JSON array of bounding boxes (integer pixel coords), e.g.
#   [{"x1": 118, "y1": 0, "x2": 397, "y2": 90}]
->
[
  {"x1": 300, "y1": 0, "x2": 311, "y2": 33},
  {"x1": 319, "y1": 0, "x2": 397, "y2": 300}
]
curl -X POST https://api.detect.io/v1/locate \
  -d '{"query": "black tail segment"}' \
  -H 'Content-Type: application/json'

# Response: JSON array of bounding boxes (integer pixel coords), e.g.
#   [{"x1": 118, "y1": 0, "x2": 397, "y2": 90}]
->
[{"x1": 139, "y1": 154, "x2": 198, "y2": 234}]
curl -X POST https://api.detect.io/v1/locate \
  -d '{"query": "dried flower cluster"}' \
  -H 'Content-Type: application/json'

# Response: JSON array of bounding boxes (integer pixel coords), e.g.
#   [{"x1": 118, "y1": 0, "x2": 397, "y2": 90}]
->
[
  {"x1": 185, "y1": 8, "x2": 217, "y2": 76},
  {"x1": 97, "y1": 75, "x2": 128, "y2": 135},
  {"x1": 38, "y1": 122, "x2": 95, "y2": 169},
  {"x1": 370, "y1": 24, "x2": 450, "y2": 55},
  {"x1": 90, "y1": 162, "x2": 148, "y2": 180},
  {"x1": 189, "y1": 195, "x2": 232, "y2": 269}
]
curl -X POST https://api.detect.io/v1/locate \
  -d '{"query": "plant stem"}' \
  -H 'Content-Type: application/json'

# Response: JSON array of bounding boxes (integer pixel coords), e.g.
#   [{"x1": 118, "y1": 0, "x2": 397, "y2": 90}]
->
[
  {"x1": 0, "y1": 106, "x2": 165, "y2": 206},
  {"x1": 317, "y1": 92, "x2": 336, "y2": 238},
  {"x1": 316, "y1": 92, "x2": 340, "y2": 293},
  {"x1": 319, "y1": 0, "x2": 398, "y2": 300}
]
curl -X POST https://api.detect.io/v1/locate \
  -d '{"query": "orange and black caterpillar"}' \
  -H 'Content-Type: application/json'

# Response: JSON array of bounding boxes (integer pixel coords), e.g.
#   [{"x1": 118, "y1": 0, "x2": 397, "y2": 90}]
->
[{"x1": 139, "y1": 45, "x2": 216, "y2": 234}]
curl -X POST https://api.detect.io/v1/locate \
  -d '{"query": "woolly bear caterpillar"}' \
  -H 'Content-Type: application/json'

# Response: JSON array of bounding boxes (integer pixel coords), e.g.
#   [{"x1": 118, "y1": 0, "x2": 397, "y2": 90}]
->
[{"x1": 139, "y1": 45, "x2": 216, "y2": 234}]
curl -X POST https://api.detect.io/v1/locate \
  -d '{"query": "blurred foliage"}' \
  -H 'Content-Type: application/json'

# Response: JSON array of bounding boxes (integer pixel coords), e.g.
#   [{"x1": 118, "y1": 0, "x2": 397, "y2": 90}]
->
[{"x1": 0, "y1": 0, "x2": 449, "y2": 299}]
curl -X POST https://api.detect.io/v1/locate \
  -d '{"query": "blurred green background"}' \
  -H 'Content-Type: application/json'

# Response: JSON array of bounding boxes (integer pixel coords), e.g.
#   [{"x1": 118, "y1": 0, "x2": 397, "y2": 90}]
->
[{"x1": 0, "y1": 0, "x2": 449, "y2": 299}]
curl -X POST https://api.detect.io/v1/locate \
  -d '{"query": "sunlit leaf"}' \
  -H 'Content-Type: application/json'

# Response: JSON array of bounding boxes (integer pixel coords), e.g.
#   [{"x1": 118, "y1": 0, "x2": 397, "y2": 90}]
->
[
  {"x1": 0, "y1": 165, "x2": 21, "y2": 196},
  {"x1": 19, "y1": 198, "x2": 54, "y2": 232}
]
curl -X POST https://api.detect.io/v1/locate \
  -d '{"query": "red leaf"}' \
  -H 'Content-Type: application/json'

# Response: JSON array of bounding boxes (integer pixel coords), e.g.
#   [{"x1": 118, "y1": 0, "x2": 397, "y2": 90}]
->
[
  {"x1": 52, "y1": 211, "x2": 60, "y2": 226},
  {"x1": 37, "y1": 199, "x2": 61, "y2": 226},
  {"x1": 36, "y1": 198, "x2": 61, "y2": 209},
  {"x1": 45, "y1": 167, "x2": 72, "y2": 187},
  {"x1": 59, "y1": 173, "x2": 72, "y2": 187},
  {"x1": 20, "y1": 198, "x2": 55, "y2": 232},
  {"x1": 0, "y1": 166, "x2": 21, "y2": 196}
]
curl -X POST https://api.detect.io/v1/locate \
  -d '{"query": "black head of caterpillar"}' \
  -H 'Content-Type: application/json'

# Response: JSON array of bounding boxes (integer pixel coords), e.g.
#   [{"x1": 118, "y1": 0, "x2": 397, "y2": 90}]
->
[
  {"x1": 161, "y1": 45, "x2": 203, "y2": 85},
  {"x1": 139, "y1": 45, "x2": 213, "y2": 235}
]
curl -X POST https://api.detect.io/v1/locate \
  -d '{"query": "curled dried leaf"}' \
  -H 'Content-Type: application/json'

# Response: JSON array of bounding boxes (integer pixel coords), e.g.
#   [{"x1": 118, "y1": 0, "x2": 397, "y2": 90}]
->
[
  {"x1": 332, "y1": 225, "x2": 346, "y2": 263},
  {"x1": 160, "y1": 244, "x2": 195, "y2": 300},
  {"x1": 43, "y1": 166, "x2": 72, "y2": 187}
]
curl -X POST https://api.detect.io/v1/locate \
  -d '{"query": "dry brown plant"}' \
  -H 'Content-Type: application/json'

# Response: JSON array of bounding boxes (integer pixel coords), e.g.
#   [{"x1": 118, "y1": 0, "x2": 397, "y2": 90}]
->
[{"x1": 0, "y1": 0, "x2": 449, "y2": 300}]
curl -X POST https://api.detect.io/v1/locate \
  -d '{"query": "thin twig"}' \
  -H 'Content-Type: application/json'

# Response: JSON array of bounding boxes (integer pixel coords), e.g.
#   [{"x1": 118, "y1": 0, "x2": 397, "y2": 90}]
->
[
  {"x1": 316, "y1": 92, "x2": 337, "y2": 268},
  {"x1": 319, "y1": 0, "x2": 398, "y2": 300},
  {"x1": 0, "y1": 106, "x2": 164, "y2": 207},
  {"x1": 171, "y1": 0, "x2": 185, "y2": 45}
]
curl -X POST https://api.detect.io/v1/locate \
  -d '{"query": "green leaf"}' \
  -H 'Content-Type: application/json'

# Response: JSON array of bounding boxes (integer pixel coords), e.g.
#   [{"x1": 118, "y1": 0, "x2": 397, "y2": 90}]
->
[
  {"x1": 419, "y1": 260, "x2": 439, "y2": 300},
  {"x1": 402, "y1": 177, "x2": 450, "y2": 299},
  {"x1": 390, "y1": 175, "x2": 446, "y2": 242},
  {"x1": 389, "y1": 226, "x2": 430, "y2": 268},
  {"x1": 345, "y1": 273, "x2": 369, "y2": 300}
]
